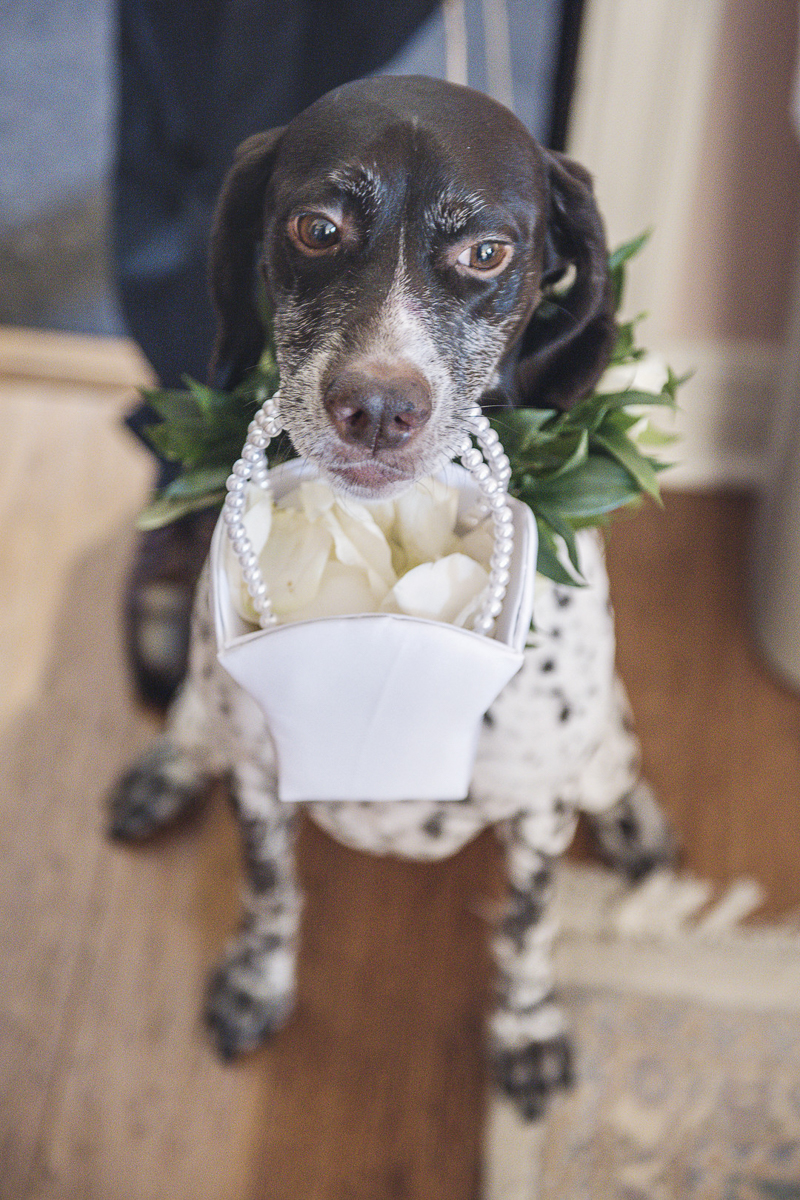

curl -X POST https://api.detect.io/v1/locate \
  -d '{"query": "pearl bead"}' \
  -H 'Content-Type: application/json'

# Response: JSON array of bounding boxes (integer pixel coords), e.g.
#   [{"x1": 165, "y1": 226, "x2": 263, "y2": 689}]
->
[
  {"x1": 241, "y1": 551, "x2": 258, "y2": 570},
  {"x1": 232, "y1": 538, "x2": 250, "y2": 555},
  {"x1": 493, "y1": 568, "x2": 511, "y2": 587},
  {"x1": 473, "y1": 614, "x2": 495, "y2": 636},
  {"x1": 232, "y1": 460, "x2": 250, "y2": 477},
  {"x1": 226, "y1": 474, "x2": 246, "y2": 492}
]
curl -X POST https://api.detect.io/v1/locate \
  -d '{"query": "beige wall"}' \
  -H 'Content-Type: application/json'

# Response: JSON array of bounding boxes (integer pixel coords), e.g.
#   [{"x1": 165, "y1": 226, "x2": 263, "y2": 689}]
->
[
  {"x1": 674, "y1": 0, "x2": 800, "y2": 343},
  {"x1": 569, "y1": 0, "x2": 800, "y2": 484}
]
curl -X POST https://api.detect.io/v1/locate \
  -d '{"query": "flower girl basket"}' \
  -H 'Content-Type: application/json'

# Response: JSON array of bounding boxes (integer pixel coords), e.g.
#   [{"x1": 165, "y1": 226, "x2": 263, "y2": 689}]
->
[{"x1": 209, "y1": 395, "x2": 537, "y2": 803}]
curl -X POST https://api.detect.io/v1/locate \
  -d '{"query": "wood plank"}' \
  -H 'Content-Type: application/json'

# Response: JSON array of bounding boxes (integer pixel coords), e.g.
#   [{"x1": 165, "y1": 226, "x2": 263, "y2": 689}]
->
[{"x1": 605, "y1": 491, "x2": 800, "y2": 919}]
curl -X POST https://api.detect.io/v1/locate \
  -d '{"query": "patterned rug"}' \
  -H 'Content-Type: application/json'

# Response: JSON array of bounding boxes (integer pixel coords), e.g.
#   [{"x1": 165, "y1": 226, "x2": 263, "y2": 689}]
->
[{"x1": 486, "y1": 865, "x2": 800, "y2": 1200}]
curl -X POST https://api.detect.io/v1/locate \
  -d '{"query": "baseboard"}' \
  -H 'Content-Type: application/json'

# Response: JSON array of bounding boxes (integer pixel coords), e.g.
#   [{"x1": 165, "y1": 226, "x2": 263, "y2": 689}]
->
[
  {"x1": 0, "y1": 326, "x2": 153, "y2": 390},
  {"x1": 649, "y1": 338, "x2": 779, "y2": 490}
]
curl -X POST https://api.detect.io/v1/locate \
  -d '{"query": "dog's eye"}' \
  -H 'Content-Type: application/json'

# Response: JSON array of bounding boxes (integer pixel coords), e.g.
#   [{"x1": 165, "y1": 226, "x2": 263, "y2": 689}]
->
[
  {"x1": 456, "y1": 240, "x2": 512, "y2": 276},
  {"x1": 291, "y1": 213, "x2": 342, "y2": 254}
]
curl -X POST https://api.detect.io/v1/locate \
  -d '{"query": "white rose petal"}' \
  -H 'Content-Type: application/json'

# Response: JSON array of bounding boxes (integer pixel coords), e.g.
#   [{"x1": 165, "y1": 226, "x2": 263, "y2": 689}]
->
[
  {"x1": 329, "y1": 496, "x2": 397, "y2": 590},
  {"x1": 361, "y1": 497, "x2": 397, "y2": 539},
  {"x1": 392, "y1": 476, "x2": 460, "y2": 567},
  {"x1": 455, "y1": 517, "x2": 494, "y2": 570},
  {"x1": 241, "y1": 483, "x2": 274, "y2": 554},
  {"x1": 284, "y1": 560, "x2": 382, "y2": 623},
  {"x1": 596, "y1": 353, "x2": 669, "y2": 396},
  {"x1": 285, "y1": 480, "x2": 396, "y2": 594},
  {"x1": 258, "y1": 507, "x2": 333, "y2": 616},
  {"x1": 382, "y1": 553, "x2": 489, "y2": 625},
  {"x1": 227, "y1": 471, "x2": 499, "y2": 628}
]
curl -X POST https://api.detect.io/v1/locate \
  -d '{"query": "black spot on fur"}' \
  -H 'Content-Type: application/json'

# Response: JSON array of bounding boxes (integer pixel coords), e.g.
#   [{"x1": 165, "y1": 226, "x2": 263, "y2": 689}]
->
[
  {"x1": 501, "y1": 881, "x2": 551, "y2": 950},
  {"x1": 423, "y1": 813, "x2": 444, "y2": 838},
  {"x1": 250, "y1": 860, "x2": 278, "y2": 893},
  {"x1": 493, "y1": 1035, "x2": 574, "y2": 1120}
]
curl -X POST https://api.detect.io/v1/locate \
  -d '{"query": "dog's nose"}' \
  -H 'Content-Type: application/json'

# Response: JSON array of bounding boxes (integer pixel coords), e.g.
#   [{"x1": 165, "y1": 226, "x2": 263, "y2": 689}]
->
[{"x1": 323, "y1": 368, "x2": 432, "y2": 450}]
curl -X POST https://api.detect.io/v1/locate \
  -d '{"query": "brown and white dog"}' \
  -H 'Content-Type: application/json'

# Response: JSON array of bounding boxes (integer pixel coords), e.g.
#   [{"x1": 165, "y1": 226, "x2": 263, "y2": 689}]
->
[{"x1": 110, "y1": 76, "x2": 674, "y2": 1120}]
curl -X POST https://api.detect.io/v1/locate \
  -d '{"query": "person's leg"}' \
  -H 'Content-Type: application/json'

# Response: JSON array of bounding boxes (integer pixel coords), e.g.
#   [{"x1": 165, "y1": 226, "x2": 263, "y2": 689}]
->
[
  {"x1": 115, "y1": 0, "x2": 576, "y2": 706},
  {"x1": 114, "y1": 0, "x2": 440, "y2": 704}
]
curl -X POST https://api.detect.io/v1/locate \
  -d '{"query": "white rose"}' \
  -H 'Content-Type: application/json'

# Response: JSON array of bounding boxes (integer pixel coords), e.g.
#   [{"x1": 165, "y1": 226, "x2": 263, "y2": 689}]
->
[
  {"x1": 227, "y1": 475, "x2": 495, "y2": 630},
  {"x1": 381, "y1": 553, "x2": 491, "y2": 626},
  {"x1": 390, "y1": 475, "x2": 460, "y2": 569},
  {"x1": 595, "y1": 353, "x2": 668, "y2": 396},
  {"x1": 287, "y1": 480, "x2": 397, "y2": 594}
]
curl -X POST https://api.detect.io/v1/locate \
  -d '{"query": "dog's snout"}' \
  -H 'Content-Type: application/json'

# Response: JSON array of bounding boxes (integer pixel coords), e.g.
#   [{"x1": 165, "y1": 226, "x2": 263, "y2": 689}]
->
[{"x1": 324, "y1": 368, "x2": 432, "y2": 451}]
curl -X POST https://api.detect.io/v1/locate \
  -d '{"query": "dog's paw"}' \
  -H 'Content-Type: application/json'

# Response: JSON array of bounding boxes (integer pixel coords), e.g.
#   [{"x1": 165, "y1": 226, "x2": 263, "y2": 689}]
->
[
  {"x1": 205, "y1": 939, "x2": 296, "y2": 1060},
  {"x1": 492, "y1": 1034, "x2": 574, "y2": 1121},
  {"x1": 588, "y1": 780, "x2": 679, "y2": 882},
  {"x1": 107, "y1": 740, "x2": 209, "y2": 841}
]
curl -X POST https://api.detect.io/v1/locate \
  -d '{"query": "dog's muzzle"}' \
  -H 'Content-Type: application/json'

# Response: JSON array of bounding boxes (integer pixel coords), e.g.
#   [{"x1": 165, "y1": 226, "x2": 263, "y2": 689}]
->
[{"x1": 323, "y1": 366, "x2": 432, "y2": 452}]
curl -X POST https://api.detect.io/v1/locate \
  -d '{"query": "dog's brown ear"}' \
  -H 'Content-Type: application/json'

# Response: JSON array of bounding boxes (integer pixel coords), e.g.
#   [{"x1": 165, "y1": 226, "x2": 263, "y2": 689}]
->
[
  {"x1": 208, "y1": 127, "x2": 285, "y2": 390},
  {"x1": 514, "y1": 151, "x2": 615, "y2": 411}
]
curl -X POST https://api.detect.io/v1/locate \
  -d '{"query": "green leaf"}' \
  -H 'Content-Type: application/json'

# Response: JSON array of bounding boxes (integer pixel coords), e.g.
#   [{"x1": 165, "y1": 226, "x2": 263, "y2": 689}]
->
[
  {"x1": 138, "y1": 489, "x2": 226, "y2": 530},
  {"x1": 534, "y1": 428, "x2": 590, "y2": 482},
  {"x1": 608, "y1": 229, "x2": 651, "y2": 310},
  {"x1": 634, "y1": 423, "x2": 678, "y2": 449},
  {"x1": 489, "y1": 409, "x2": 558, "y2": 457},
  {"x1": 535, "y1": 505, "x2": 582, "y2": 575},
  {"x1": 535, "y1": 518, "x2": 585, "y2": 586},
  {"x1": 160, "y1": 465, "x2": 230, "y2": 498},
  {"x1": 592, "y1": 427, "x2": 663, "y2": 502},
  {"x1": 519, "y1": 455, "x2": 646, "y2": 519},
  {"x1": 608, "y1": 229, "x2": 652, "y2": 273},
  {"x1": 593, "y1": 388, "x2": 677, "y2": 410}
]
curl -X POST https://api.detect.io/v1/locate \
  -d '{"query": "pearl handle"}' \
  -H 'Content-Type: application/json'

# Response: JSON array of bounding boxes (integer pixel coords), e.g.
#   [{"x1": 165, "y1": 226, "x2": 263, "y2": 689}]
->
[{"x1": 224, "y1": 392, "x2": 514, "y2": 636}]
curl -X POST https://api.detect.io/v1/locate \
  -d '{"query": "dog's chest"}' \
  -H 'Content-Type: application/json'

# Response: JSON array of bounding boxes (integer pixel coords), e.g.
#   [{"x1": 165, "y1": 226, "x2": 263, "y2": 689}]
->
[{"x1": 190, "y1": 531, "x2": 617, "y2": 861}]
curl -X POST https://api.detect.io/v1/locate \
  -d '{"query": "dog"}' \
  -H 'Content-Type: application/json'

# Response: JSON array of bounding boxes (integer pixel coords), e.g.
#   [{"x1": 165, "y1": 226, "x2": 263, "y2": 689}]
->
[{"x1": 109, "y1": 75, "x2": 675, "y2": 1120}]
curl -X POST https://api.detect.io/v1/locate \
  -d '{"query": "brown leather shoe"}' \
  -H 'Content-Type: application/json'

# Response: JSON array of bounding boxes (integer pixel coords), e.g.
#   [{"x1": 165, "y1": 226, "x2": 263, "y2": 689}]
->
[{"x1": 124, "y1": 507, "x2": 219, "y2": 708}]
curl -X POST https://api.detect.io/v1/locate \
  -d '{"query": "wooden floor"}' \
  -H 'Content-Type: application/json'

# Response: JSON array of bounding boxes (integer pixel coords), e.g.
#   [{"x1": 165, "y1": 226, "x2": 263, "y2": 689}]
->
[{"x1": 2, "y1": 329, "x2": 800, "y2": 1199}]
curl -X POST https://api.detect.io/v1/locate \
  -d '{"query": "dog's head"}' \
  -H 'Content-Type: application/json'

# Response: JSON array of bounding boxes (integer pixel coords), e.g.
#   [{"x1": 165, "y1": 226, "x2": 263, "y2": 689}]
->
[{"x1": 210, "y1": 75, "x2": 614, "y2": 498}]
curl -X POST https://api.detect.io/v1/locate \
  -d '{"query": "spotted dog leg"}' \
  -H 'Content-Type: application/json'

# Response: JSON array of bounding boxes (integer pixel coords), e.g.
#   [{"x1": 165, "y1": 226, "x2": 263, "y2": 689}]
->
[
  {"x1": 107, "y1": 670, "x2": 218, "y2": 840},
  {"x1": 205, "y1": 759, "x2": 302, "y2": 1060},
  {"x1": 107, "y1": 733, "x2": 212, "y2": 840},
  {"x1": 575, "y1": 679, "x2": 679, "y2": 881},
  {"x1": 489, "y1": 814, "x2": 576, "y2": 1121},
  {"x1": 586, "y1": 778, "x2": 679, "y2": 882}
]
